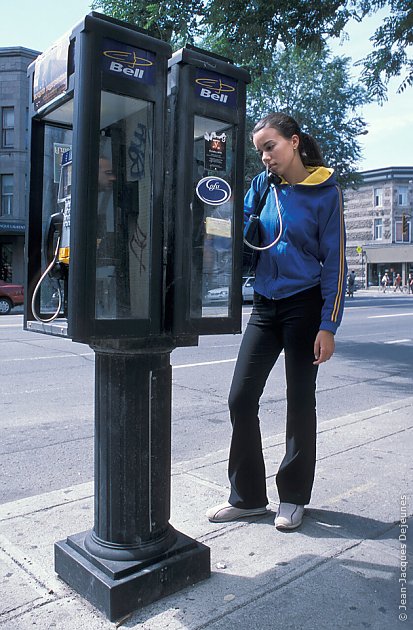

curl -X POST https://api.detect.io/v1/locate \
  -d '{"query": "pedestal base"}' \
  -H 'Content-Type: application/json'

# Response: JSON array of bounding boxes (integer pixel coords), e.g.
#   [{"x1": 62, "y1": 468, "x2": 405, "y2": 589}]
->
[{"x1": 55, "y1": 530, "x2": 210, "y2": 622}]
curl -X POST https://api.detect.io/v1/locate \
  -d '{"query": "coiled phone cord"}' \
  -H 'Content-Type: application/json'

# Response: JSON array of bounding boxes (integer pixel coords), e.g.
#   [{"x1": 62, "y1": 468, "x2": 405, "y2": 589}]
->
[
  {"x1": 31, "y1": 235, "x2": 63, "y2": 323},
  {"x1": 243, "y1": 185, "x2": 283, "y2": 251}
]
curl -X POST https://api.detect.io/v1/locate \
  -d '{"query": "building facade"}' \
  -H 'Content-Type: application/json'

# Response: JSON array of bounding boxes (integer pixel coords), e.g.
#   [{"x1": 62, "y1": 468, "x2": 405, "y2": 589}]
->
[
  {"x1": 0, "y1": 47, "x2": 40, "y2": 284},
  {"x1": 344, "y1": 167, "x2": 413, "y2": 289}
]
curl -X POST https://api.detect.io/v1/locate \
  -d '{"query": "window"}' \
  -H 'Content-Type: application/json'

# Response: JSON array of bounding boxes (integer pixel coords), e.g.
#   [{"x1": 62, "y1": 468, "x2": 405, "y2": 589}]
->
[
  {"x1": 374, "y1": 188, "x2": 383, "y2": 206},
  {"x1": 1, "y1": 174, "x2": 13, "y2": 216},
  {"x1": 374, "y1": 218, "x2": 383, "y2": 240},
  {"x1": 0, "y1": 244, "x2": 13, "y2": 282},
  {"x1": 1, "y1": 107, "x2": 14, "y2": 148},
  {"x1": 395, "y1": 219, "x2": 410, "y2": 243},
  {"x1": 397, "y1": 186, "x2": 408, "y2": 206},
  {"x1": 25, "y1": 108, "x2": 29, "y2": 150}
]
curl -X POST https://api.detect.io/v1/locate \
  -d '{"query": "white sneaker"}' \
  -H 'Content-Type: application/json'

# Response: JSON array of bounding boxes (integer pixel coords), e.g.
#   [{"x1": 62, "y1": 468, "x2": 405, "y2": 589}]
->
[
  {"x1": 206, "y1": 502, "x2": 268, "y2": 523},
  {"x1": 275, "y1": 503, "x2": 305, "y2": 530}
]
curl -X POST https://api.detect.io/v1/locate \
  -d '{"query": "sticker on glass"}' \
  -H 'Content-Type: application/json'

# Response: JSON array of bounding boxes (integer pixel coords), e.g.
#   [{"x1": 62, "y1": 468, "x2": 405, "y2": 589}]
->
[
  {"x1": 204, "y1": 132, "x2": 227, "y2": 171},
  {"x1": 205, "y1": 217, "x2": 231, "y2": 238},
  {"x1": 196, "y1": 176, "x2": 232, "y2": 205}
]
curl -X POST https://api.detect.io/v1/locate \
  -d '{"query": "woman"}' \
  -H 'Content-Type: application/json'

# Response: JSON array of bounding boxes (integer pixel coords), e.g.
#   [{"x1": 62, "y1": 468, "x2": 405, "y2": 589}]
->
[{"x1": 206, "y1": 112, "x2": 347, "y2": 530}]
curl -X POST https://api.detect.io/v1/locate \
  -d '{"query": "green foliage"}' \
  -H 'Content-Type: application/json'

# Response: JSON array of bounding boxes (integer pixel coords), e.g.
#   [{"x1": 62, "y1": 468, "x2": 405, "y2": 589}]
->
[
  {"x1": 92, "y1": 0, "x2": 366, "y2": 51},
  {"x1": 245, "y1": 46, "x2": 369, "y2": 187},
  {"x1": 92, "y1": 1, "x2": 412, "y2": 99},
  {"x1": 357, "y1": 0, "x2": 413, "y2": 102},
  {"x1": 91, "y1": 1, "x2": 410, "y2": 180},
  {"x1": 91, "y1": 0, "x2": 204, "y2": 44}
]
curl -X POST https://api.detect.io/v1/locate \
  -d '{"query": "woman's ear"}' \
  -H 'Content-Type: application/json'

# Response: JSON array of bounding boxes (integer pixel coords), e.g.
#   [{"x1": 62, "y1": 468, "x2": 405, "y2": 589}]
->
[{"x1": 291, "y1": 134, "x2": 300, "y2": 151}]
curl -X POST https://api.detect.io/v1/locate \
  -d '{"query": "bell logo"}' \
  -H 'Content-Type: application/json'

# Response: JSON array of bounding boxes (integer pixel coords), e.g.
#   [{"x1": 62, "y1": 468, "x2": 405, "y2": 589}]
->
[
  {"x1": 102, "y1": 40, "x2": 155, "y2": 85},
  {"x1": 195, "y1": 77, "x2": 236, "y2": 106},
  {"x1": 109, "y1": 61, "x2": 145, "y2": 79},
  {"x1": 200, "y1": 88, "x2": 228, "y2": 103}
]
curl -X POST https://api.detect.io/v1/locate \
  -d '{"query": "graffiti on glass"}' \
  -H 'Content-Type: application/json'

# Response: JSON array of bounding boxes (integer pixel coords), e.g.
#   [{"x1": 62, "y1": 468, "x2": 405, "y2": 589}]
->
[{"x1": 128, "y1": 123, "x2": 147, "y2": 180}]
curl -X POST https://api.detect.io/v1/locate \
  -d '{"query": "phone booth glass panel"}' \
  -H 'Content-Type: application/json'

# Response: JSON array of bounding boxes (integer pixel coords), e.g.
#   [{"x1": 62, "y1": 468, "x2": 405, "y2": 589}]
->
[
  {"x1": 25, "y1": 13, "x2": 171, "y2": 343},
  {"x1": 191, "y1": 116, "x2": 234, "y2": 319},
  {"x1": 96, "y1": 92, "x2": 153, "y2": 320},
  {"x1": 166, "y1": 46, "x2": 250, "y2": 340},
  {"x1": 38, "y1": 124, "x2": 73, "y2": 319}
]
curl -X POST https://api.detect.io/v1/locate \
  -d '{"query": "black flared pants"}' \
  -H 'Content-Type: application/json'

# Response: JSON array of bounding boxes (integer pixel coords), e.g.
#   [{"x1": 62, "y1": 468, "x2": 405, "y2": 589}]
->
[{"x1": 228, "y1": 285, "x2": 323, "y2": 508}]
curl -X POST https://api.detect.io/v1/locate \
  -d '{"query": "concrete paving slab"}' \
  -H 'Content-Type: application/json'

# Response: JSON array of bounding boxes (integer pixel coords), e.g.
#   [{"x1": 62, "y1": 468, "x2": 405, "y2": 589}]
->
[
  {"x1": 0, "y1": 551, "x2": 44, "y2": 616},
  {"x1": 0, "y1": 399, "x2": 411, "y2": 629},
  {"x1": 311, "y1": 439, "x2": 411, "y2": 526},
  {"x1": 0, "y1": 482, "x2": 93, "y2": 520},
  {"x1": 0, "y1": 596, "x2": 109, "y2": 630},
  {"x1": 203, "y1": 538, "x2": 412, "y2": 630}
]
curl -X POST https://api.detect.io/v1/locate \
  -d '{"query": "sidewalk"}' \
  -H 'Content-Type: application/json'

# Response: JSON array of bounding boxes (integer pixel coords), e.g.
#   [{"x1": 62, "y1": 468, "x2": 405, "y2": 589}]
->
[
  {"x1": 1, "y1": 398, "x2": 412, "y2": 629},
  {"x1": 347, "y1": 288, "x2": 413, "y2": 298}
]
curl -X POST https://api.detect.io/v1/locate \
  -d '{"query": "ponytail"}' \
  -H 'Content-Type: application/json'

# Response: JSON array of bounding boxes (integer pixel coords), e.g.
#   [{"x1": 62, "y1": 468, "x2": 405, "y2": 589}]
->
[
  {"x1": 252, "y1": 112, "x2": 325, "y2": 167},
  {"x1": 300, "y1": 132, "x2": 325, "y2": 167}
]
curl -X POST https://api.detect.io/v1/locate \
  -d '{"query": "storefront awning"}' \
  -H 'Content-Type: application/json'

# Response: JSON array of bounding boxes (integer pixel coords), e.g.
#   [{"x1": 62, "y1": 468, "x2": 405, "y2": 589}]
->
[
  {"x1": 0, "y1": 221, "x2": 25, "y2": 235},
  {"x1": 364, "y1": 244, "x2": 413, "y2": 263}
]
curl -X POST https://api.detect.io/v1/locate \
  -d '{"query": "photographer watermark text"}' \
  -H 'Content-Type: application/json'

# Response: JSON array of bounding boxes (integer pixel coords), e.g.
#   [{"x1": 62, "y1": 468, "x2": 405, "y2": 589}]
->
[{"x1": 399, "y1": 495, "x2": 408, "y2": 622}]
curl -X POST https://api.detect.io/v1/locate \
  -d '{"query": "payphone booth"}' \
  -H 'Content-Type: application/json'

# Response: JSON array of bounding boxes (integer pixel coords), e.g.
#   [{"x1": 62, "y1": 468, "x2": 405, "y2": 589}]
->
[
  {"x1": 25, "y1": 13, "x2": 210, "y2": 621},
  {"x1": 166, "y1": 46, "x2": 250, "y2": 341},
  {"x1": 24, "y1": 12, "x2": 250, "y2": 624},
  {"x1": 25, "y1": 12, "x2": 170, "y2": 343}
]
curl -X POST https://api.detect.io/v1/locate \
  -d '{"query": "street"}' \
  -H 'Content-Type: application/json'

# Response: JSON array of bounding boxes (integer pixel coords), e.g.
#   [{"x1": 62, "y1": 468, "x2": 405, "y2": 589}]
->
[{"x1": 1, "y1": 292, "x2": 413, "y2": 505}]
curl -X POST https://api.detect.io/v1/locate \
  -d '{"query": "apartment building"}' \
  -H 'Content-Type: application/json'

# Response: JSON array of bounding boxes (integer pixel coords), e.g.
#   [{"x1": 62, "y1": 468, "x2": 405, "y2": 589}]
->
[
  {"x1": 344, "y1": 167, "x2": 413, "y2": 288},
  {"x1": 0, "y1": 47, "x2": 40, "y2": 283}
]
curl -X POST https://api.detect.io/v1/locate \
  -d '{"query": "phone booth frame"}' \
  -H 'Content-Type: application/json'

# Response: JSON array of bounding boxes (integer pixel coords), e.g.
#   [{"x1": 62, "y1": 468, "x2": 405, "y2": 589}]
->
[
  {"x1": 166, "y1": 45, "x2": 250, "y2": 341},
  {"x1": 24, "y1": 14, "x2": 211, "y2": 622},
  {"x1": 23, "y1": 13, "x2": 251, "y2": 624},
  {"x1": 25, "y1": 12, "x2": 170, "y2": 345}
]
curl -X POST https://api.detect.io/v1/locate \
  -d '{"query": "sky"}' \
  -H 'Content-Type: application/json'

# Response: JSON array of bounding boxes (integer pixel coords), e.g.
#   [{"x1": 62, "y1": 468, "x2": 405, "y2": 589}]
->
[{"x1": 1, "y1": 0, "x2": 411, "y2": 172}]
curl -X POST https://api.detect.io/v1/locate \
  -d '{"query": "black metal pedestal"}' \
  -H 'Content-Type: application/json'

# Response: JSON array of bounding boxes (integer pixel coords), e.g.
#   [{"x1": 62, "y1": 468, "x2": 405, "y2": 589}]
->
[{"x1": 55, "y1": 342, "x2": 210, "y2": 621}]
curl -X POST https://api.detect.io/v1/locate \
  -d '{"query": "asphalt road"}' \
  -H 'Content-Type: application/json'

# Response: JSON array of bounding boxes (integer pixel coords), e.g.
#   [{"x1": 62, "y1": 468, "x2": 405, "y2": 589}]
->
[{"x1": 1, "y1": 292, "x2": 413, "y2": 504}]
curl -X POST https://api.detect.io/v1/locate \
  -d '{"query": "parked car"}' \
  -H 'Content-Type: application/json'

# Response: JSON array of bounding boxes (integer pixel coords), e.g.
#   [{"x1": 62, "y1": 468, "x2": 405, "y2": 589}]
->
[
  {"x1": 205, "y1": 286, "x2": 229, "y2": 304},
  {"x1": 242, "y1": 276, "x2": 255, "y2": 303},
  {"x1": 205, "y1": 277, "x2": 256, "y2": 305},
  {"x1": 0, "y1": 280, "x2": 24, "y2": 314}
]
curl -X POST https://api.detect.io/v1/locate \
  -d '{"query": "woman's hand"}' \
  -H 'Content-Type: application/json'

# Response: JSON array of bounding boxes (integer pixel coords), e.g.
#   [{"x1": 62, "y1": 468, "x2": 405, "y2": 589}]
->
[{"x1": 313, "y1": 330, "x2": 335, "y2": 365}]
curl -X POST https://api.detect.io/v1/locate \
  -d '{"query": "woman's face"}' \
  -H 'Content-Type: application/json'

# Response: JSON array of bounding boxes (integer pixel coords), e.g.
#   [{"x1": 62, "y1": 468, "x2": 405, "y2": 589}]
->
[{"x1": 253, "y1": 126, "x2": 299, "y2": 177}]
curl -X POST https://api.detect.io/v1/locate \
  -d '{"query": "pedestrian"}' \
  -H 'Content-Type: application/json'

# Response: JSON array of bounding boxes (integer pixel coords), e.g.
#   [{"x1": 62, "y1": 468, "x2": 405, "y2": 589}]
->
[
  {"x1": 409, "y1": 272, "x2": 413, "y2": 294},
  {"x1": 381, "y1": 272, "x2": 389, "y2": 292},
  {"x1": 347, "y1": 270, "x2": 356, "y2": 297},
  {"x1": 206, "y1": 112, "x2": 347, "y2": 530},
  {"x1": 393, "y1": 273, "x2": 402, "y2": 292}
]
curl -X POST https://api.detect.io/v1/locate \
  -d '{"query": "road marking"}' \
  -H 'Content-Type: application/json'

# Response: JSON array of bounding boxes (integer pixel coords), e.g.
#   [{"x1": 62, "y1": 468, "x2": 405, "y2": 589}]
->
[
  {"x1": 1, "y1": 355, "x2": 237, "y2": 368},
  {"x1": 0, "y1": 323, "x2": 23, "y2": 328},
  {"x1": 0, "y1": 352, "x2": 94, "y2": 363},
  {"x1": 384, "y1": 339, "x2": 411, "y2": 344},
  {"x1": 173, "y1": 358, "x2": 237, "y2": 369},
  {"x1": 173, "y1": 350, "x2": 285, "y2": 370},
  {"x1": 203, "y1": 344, "x2": 239, "y2": 349},
  {"x1": 368, "y1": 312, "x2": 413, "y2": 319},
  {"x1": 1, "y1": 353, "x2": 286, "y2": 367}
]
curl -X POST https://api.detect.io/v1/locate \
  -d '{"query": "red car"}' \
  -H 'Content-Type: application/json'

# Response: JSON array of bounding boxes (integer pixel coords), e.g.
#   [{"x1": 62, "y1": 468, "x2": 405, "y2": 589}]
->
[{"x1": 0, "y1": 280, "x2": 24, "y2": 314}]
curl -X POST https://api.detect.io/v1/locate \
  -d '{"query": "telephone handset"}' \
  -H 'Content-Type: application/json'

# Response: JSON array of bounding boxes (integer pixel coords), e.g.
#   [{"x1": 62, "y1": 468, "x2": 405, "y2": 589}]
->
[
  {"x1": 267, "y1": 169, "x2": 281, "y2": 186},
  {"x1": 243, "y1": 167, "x2": 283, "y2": 257},
  {"x1": 32, "y1": 150, "x2": 72, "y2": 322},
  {"x1": 44, "y1": 212, "x2": 64, "y2": 276}
]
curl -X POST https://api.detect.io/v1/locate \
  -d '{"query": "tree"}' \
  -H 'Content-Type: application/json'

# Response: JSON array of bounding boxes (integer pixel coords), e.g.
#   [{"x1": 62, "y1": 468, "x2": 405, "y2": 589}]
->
[
  {"x1": 244, "y1": 46, "x2": 369, "y2": 188},
  {"x1": 91, "y1": 0, "x2": 204, "y2": 44},
  {"x1": 357, "y1": 0, "x2": 413, "y2": 102},
  {"x1": 92, "y1": 1, "x2": 408, "y2": 180},
  {"x1": 93, "y1": 0, "x2": 362, "y2": 53},
  {"x1": 92, "y1": 1, "x2": 412, "y2": 99}
]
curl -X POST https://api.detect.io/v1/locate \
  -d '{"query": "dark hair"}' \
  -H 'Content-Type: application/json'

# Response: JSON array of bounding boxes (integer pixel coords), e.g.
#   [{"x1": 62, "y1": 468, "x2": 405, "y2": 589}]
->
[{"x1": 252, "y1": 112, "x2": 325, "y2": 167}]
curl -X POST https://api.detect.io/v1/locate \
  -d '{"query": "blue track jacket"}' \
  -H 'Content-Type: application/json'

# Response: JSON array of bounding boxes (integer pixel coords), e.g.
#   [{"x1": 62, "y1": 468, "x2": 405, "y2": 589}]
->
[{"x1": 245, "y1": 167, "x2": 347, "y2": 334}]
